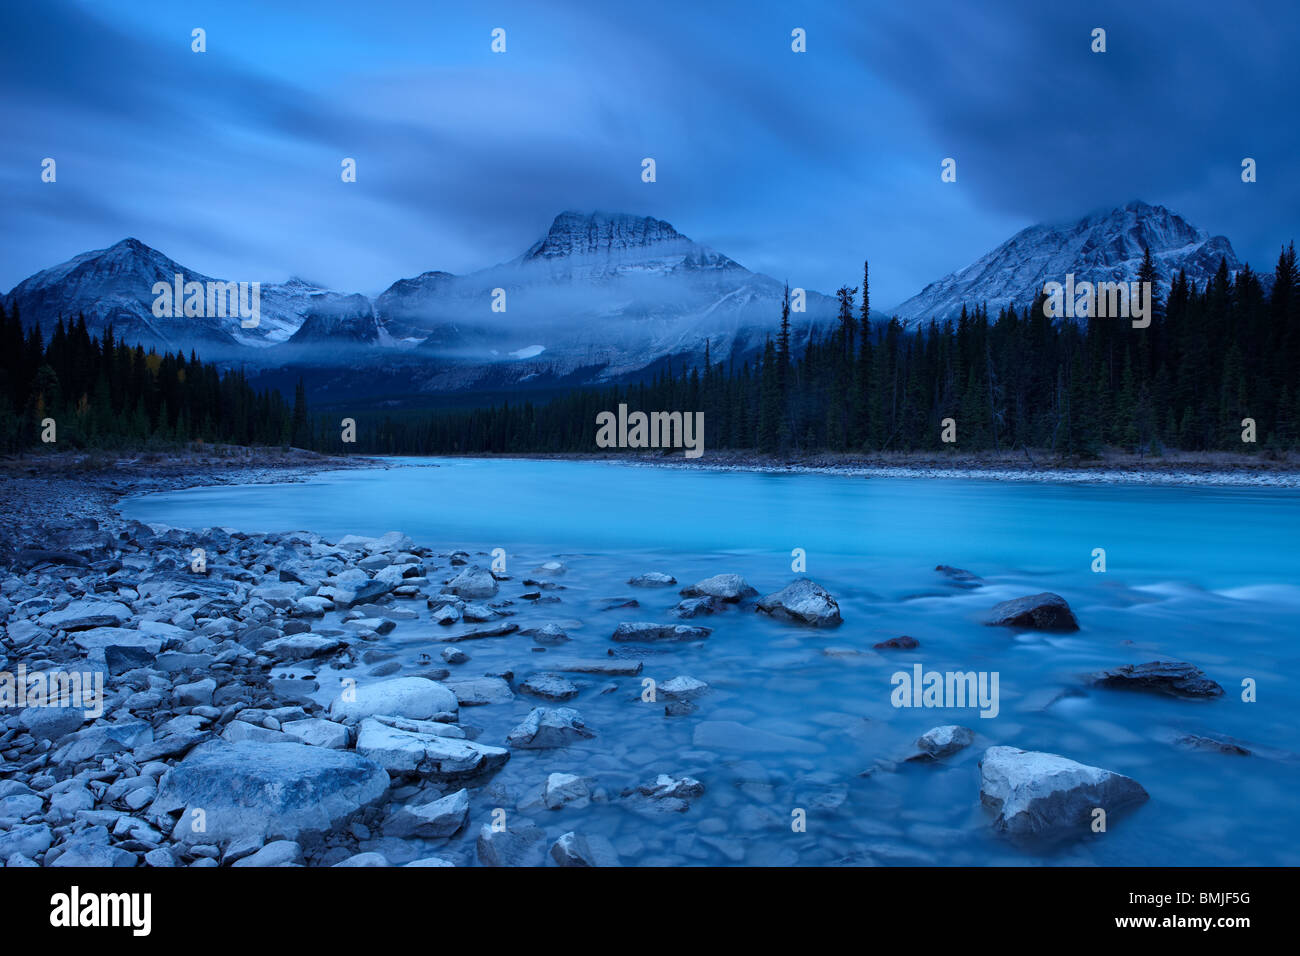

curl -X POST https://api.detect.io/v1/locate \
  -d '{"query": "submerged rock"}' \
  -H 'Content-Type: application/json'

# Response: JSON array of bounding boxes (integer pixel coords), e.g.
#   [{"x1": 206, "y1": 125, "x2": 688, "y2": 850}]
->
[
  {"x1": 671, "y1": 596, "x2": 723, "y2": 618},
  {"x1": 519, "y1": 673, "x2": 580, "y2": 701},
  {"x1": 1090, "y1": 661, "x2": 1224, "y2": 699},
  {"x1": 1174, "y1": 733, "x2": 1251, "y2": 756},
  {"x1": 629, "y1": 572, "x2": 677, "y2": 587},
  {"x1": 611, "y1": 622, "x2": 712, "y2": 643},
  {"x1": 680, "y1": 573, "x2": 758, "y2": 602},
  {"x1": 985, "y1": 593, "x2": 1079, "y2": 631},
  {"x1": 874, "y1": 635, "x2": 919, "y2": 650},
  {"x1": 935, "y1": 565, "x2": 983, "y2": 588},
  {"x1": 755, "y1": 579, "x2": 843, "y2": 628},
  {"x1": 978, "y1": 745, "x2": 1148, "y2": 842}
]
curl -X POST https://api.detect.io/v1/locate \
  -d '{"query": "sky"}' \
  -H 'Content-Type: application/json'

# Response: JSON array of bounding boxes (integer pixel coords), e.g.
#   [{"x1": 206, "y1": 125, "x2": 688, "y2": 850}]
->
[{"x1": 1, "y1": 0, "x2": 1296, "y2": 309}]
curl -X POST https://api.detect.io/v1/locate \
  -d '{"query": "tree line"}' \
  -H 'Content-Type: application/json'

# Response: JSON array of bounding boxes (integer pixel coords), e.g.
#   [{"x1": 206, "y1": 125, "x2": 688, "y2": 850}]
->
[
  {"x1": 0, "y1": 307, "x2": 309, "y2": 453},
  {"x1": 318, "y1": 244, "x2": 1300, "y2": 458},
  {"x1": 4, "y1": 241, "x2": 1298, "y2": 458}
]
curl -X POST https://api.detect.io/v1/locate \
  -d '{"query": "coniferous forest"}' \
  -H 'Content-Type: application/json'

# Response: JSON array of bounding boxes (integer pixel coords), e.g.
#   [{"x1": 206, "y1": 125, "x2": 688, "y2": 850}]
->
[{"x1": 3, "y1": 244, "x2": 1298, "y2": 459}]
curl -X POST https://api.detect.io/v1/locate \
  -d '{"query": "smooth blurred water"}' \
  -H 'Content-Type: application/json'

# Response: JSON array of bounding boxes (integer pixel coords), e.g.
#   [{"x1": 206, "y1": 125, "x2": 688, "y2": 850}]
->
[{"x1": 123, "y1": 458, "x2": 1300, "y2": 866}]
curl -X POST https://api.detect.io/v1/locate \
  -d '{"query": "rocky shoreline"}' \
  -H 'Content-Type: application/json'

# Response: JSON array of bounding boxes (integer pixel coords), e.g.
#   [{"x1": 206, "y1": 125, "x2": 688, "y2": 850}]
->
[{"x1": 0, "y1": 451, "x2": 1257, "y2": 867}]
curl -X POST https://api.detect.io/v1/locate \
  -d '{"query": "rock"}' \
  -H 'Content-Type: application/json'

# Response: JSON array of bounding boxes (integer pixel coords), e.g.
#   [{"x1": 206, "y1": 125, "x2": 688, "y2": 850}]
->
[
  {"x1": 506, "y1": 707, "x2": 595, "y2": 749},
  {"x1": 629, "y1": 572, "x2": 677, "y2": 587},
  {"x1": 1174, "y1": 733, "x2": 1251, "y2": 756},
  {"x1": 636, "y1": 774, "x2": 705, "y2": 800},
  {"x1": 874, "y1": 635, "x2": 919, "y2": 650},
  {"x1": 755, "y1": 579, "x2": 843, "y2": 628},
  {"x1": 543, "y1": 772, "x2": 590, "y2": 809},
  {"x1": 441, "y1": 647, "x2": 469, "y2": 664},
  {"x1": 440, "y1": 622, "x2": 519, "y2": 642},
  {"x1": 174, "y1": 678, "x2": 217, "y2": 707},
  {"x1": 460, "y1": 604, "x2": 497, "y2": 623},
  {"x1": 51, "y1": 720, "x2": 153, "y2": 765},
  {"x1": 280, "y1": 718, "x2": 350, "y2": 749},
  {"x1": 319, "y1": 578, "x2": 395, "y2": 609},
  {"x1": 104, "y1": 644, "x2": 156, "y2": 675},
  {"x1": 533, "y1": 560, "x2": 567, "y2": 576},
  {"x1": 261, "y1": 634, "x2": 344, "y2": 661},
  {"x1": 49, "y1": 838, "x2": 137, "y2": 868},
  {"x1": 550, "y1": 658, "x2": 643, "y2": 676},
  {"x1": 935, "y1": 565, "x2": 983, "y2": 588},
  {"x1": 404, "y1": 857, "x2": 455, "y2": 867},
  {"x1": 519, "y1": 673, "x2": 580, "y2": 701},
  {"x1": 37, "y1": 599, "x2": 132, "y2": 631},
  {"x1": 19, "y1": 706, "x2": 88, "y2": 741},
  {"x1": 476, "y1": 822, "x2": 546, "y2": 867},
  {"x1": 443, "y1": 565, "x2": 498, "y2": 599},
  {"x1": 680, "y1": 574, "x2": 758, "y2": 602},
  {"x1": 550, "y1": 831, "x2": 621, "y2": 866},
  {"x1": 659, "y1": 675, "x2": 709, "y2": 700},
  {"x1": 329, "y1": 677, "x2": 459, "y2": 722},
  {"x1": 445, "y1": 677, "x2": 514, "y2": 706},
  {"x1": 0, "y1": 824, "x2": 53, "y2": 859},
  {"x1": 913, "y1": 725, "x2": 975, "y2": 759},
  {"x1": 232, "y1": 840, "x2": 302, "y2": 867},
  {"x1": 355, "y1": 717, "x2": 509, "y2": 779},
  {"x1": 151, "y1": 740, "x2": 390, "y2": 844},
  {"x1": 671, "y1": 596, "x2": 723, "y2": 618},
  {"x1": 664, "y1": 700, "x2": 697, "y2": 717},
  {"x1": 978, "y1": 745, "x2": 1148, "y2": 842},
  {"x1": 985, "y1": 593, "x2": 1079, "y2": 631},
  {"x1": 385, "y1": 788, "x2": 470, "y2": 838},
  {"x1": 611, "y1": 622, "x2": 712, "y2": 643},
  {"x1": 333, "y1": 852, "x2": 390, "y2": 867},
  {"x1": 519, "y1": 623, "x2": 570, "y2": 644},
  {"x1": 1090, "y1": 661, "x2": 1224, "y2": 699}
]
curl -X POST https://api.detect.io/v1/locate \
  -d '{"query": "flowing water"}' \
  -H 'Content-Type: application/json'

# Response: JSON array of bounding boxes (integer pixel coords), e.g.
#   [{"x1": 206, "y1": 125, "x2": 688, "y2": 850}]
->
[{"x1": 122, "y1": 457, "x2": 1300, "y2": 866}]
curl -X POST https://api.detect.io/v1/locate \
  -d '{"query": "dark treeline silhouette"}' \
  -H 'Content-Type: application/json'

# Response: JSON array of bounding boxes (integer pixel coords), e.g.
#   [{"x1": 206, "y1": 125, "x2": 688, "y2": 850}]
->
[
  {"x1": 0, "y1": 307, "x2": 306, "y2": 453},
  {"x1": 317, "y1": 244, "x2": 1300, "y2": 458},
  {"x1": 5, "y1": 243, "x2": 1298, "y2": 459}
]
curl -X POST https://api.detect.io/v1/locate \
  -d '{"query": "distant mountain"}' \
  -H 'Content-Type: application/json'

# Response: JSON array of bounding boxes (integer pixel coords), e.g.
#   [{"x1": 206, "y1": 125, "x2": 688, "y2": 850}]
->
[
  {"x1": 3, "y1": 239, "x2": 379, "y2": 355},
  {"x1": 373, "y1": 210, "x2": 838, "y2": 383},
  {"x1": 892, "y1": 201, "x2": 1243, "y2": 325}
]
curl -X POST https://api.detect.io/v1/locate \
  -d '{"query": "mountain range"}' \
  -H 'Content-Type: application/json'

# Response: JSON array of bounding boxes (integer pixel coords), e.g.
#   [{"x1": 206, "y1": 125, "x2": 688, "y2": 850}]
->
[{"x1": 3, "y1": 203, "x2": 1249, "y2": 397}]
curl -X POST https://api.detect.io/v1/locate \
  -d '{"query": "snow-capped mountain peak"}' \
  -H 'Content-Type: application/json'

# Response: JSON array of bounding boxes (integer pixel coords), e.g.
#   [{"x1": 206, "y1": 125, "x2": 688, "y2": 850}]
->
[{"x1": 892, "y1": 201, "x2": 1242, "y2": 325}]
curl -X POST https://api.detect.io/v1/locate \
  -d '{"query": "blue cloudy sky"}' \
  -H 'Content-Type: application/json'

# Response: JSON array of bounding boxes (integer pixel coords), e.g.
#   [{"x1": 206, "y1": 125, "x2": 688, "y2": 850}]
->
[{"x1": 1, "y1": 0, "x2": 1295, "y2": 308}]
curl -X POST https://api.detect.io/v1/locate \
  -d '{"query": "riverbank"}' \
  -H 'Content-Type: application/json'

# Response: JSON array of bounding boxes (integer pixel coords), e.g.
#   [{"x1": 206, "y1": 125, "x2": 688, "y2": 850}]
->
[{"x1": 428, "y1": 447, "x2": 1300, "y2": 487}]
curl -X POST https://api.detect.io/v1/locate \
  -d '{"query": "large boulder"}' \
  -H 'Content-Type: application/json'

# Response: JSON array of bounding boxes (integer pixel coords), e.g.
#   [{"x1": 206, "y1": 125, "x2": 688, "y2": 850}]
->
[
  {"x1": 978, "y1": 745, "x2": 1148, "y2": 842},
  {"x1": 755, "y1": 579, "x2": 843, "y2": 628},
  {"x1": 330, "y1": 677, "x2": 458, "y2": 722},
  {"x1": 151, "y1": 740, "x2": 390, "y2": 844},
  {"x1": 985, "y1": 593, "x2": 1079, "y2": 631},
  {"x1": 680, "y1": 574, "x2": 758, "y2": 602},
  {"x1": 1090, "y1": 661, "x2": 1224, "y2": 699}
]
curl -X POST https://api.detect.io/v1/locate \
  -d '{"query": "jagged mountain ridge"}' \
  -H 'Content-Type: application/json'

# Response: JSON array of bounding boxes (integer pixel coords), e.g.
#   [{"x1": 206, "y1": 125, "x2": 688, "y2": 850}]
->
[{"x1": 892, "y1": 201, "x2": 1243, "y2": 325}]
